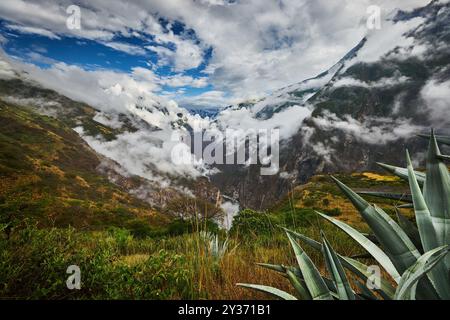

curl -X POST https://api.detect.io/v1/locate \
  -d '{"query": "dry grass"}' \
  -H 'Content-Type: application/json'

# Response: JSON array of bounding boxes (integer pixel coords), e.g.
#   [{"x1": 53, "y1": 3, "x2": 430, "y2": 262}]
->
[
  {"x1": 138, "y1": 219, "x2": 366, "y2": 300},
  {"x1": 202, "y1": 245, "x2": 295, "y2": 299},
  {"x1": 359, "y1": 172, "x2": 400, "y2": 182}
]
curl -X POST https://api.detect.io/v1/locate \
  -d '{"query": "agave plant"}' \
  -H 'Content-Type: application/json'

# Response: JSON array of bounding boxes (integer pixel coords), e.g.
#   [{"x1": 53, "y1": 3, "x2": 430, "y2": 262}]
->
[
  {"x1": 200, "y1": 231, "x2": 232, "y2": 260},
  {"x1": 237, "y1": 131, "x2": 450, "y2": 300}
]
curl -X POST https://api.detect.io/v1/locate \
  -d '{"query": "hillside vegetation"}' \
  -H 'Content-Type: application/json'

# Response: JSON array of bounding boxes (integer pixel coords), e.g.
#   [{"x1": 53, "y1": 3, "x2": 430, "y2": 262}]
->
[
  {"x1": 0, "y1": 100, "x2": 170, "y2": 234},
  {"x1": 0, "y1": 108, "x2": 414, "y2": 299}
]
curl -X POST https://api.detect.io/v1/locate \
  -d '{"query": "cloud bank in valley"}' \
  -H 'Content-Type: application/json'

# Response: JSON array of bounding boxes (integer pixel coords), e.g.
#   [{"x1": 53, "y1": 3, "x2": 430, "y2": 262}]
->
[
  {"x1": 0, "y1": 0, "x2": 446, "y2": 193},
  {"x1": 421, "y1": 79, "x2": 450, "y2": 126},
  {"x1": 312, "y1": 111, "x2": 425, "y2": 145}
]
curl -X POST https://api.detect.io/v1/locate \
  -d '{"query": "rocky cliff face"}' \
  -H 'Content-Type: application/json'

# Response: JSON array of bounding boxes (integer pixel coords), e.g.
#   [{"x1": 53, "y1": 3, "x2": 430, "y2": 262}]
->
[{"x1": 210, "y1": 0, "x2": 450, "y2": 209}]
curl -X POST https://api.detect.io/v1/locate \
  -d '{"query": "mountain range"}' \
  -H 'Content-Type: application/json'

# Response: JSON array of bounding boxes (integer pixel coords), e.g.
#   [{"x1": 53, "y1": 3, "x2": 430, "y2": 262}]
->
[
  {"x1": 0, "y1": 0, "x2": 449, "y2": 223},
  {"x1": 210, "y1": 0, "x2": 450, "y2": 209}
]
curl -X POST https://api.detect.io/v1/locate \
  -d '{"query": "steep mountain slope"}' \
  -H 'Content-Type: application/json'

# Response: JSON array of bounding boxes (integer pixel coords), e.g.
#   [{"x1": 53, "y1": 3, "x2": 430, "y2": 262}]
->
[
  {"x1": 210, "y1": 0, "x2": 450, "y2": 209},
  {"x1": 237, "y1": 37, "x2": 367, "y2": 121},
  {"x1": 292, "y1": 0, "x2": 450, "y2": 169},
  {"x1": 0, "y1": 99, "x2": 171, "y2": 233},
  {"x1": 0, "y1": 80, "x2": 225, "y2": 231}
]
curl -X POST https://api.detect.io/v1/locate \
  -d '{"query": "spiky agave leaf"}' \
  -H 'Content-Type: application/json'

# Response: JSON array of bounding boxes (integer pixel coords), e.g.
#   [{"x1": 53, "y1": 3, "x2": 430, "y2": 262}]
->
[
  {"x1": 395, "y1": 207, "x2": 422, "y2": 252},
  {"x1": 286, "y1": 232, "x2": 334, "y2": 300},
  {"x1": 361, "y1": 233, "x2": 380, "y2": 244},
  {"x1": 406, "y1": 150, "x2": 450, "y2": 299},
  {"x1": 354, "y1": 279, "x2": 378, "y2": 300},
  {"x1": 330, "y1": 176, "x2": 421, "y2": 275},
  {"x1": 357, "y1": 191, "x2": 412, "y2": 203},
  {"x1": 239, "y1": 131, "x2": 450, "y2": 301},
  {"x1": 395, "y1": 246, "x2": 450, "y2": 300},
  {"x1": 377, "y1": 162, "x2": 426, "y2": 185},
  {"x1": 332, "y1": 176, "x2": 442, "y2": 299},
  {"x1": 257, "y1": 260, "x2": 338, "y2": 294},
  {"x1": 319, "y1": 276, "x2": 338, "y2": 295},
  {"x1": 284, "y1": 227, "x2": 395, "y2": 299},
  {"x1": 256, "y1": 263, "x2": 286, "y2": 274},
  {"x1": 375, "y1": 204, "x2": 423, "y2": 262},
  {"x1": 341, "y1": 257, "x2": 395, "y2": 300},
  {"x1": 350, "y1": 253, "x2": 372, "y2": 259},
  {"x1": 406, "y1": 150, "x2": 440, "y2": 251},
  {"x1": 256, "y1": 263, "x2": 307, "y2": 287},
  {"x1": 285, "y1": 228, "x2": 397, "y2": 299},
  {"x1": 236, "y1": 283, "x2": 298, "y2": 300},
  {"x1": 438, "y1": 154, "x2": 450, "y2": 161},
  {"x1": 321, "y1": 232, "x2": 356, "y2": 300},
  {"x1": 286, "y1": 269, "x2": 312, "y2": 300},
  {"x1": 423, "y1": 131, "x2": 450, "y2": 253},
  {"x1": 316, "y1": 211, "x2": 401, "y2": 283}
]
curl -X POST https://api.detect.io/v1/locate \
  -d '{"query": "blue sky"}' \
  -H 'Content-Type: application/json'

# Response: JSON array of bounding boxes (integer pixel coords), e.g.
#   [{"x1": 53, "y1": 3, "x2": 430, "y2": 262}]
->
[
  {"x1": 0, "y1": 17, "x2": 217, "y2": 104},
  {"x1": 0, "y1": 0, "x2": 429, "y2": 110}
]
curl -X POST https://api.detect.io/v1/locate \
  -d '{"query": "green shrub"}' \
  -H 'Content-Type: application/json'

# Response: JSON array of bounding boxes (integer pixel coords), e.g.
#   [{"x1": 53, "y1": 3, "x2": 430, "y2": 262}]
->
[
  {"x1": 103, "y1": 250, "x2": 195, "y2": 299},
  {"x1": 229, "y1": 209, "x2": 276, "y2": 239},
  {"x1": 0, "y1": 224, "x2": 197, "y2": 299},
  {"x1": 323, "y1": 208, "x2": 342, "y2": 217}
]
